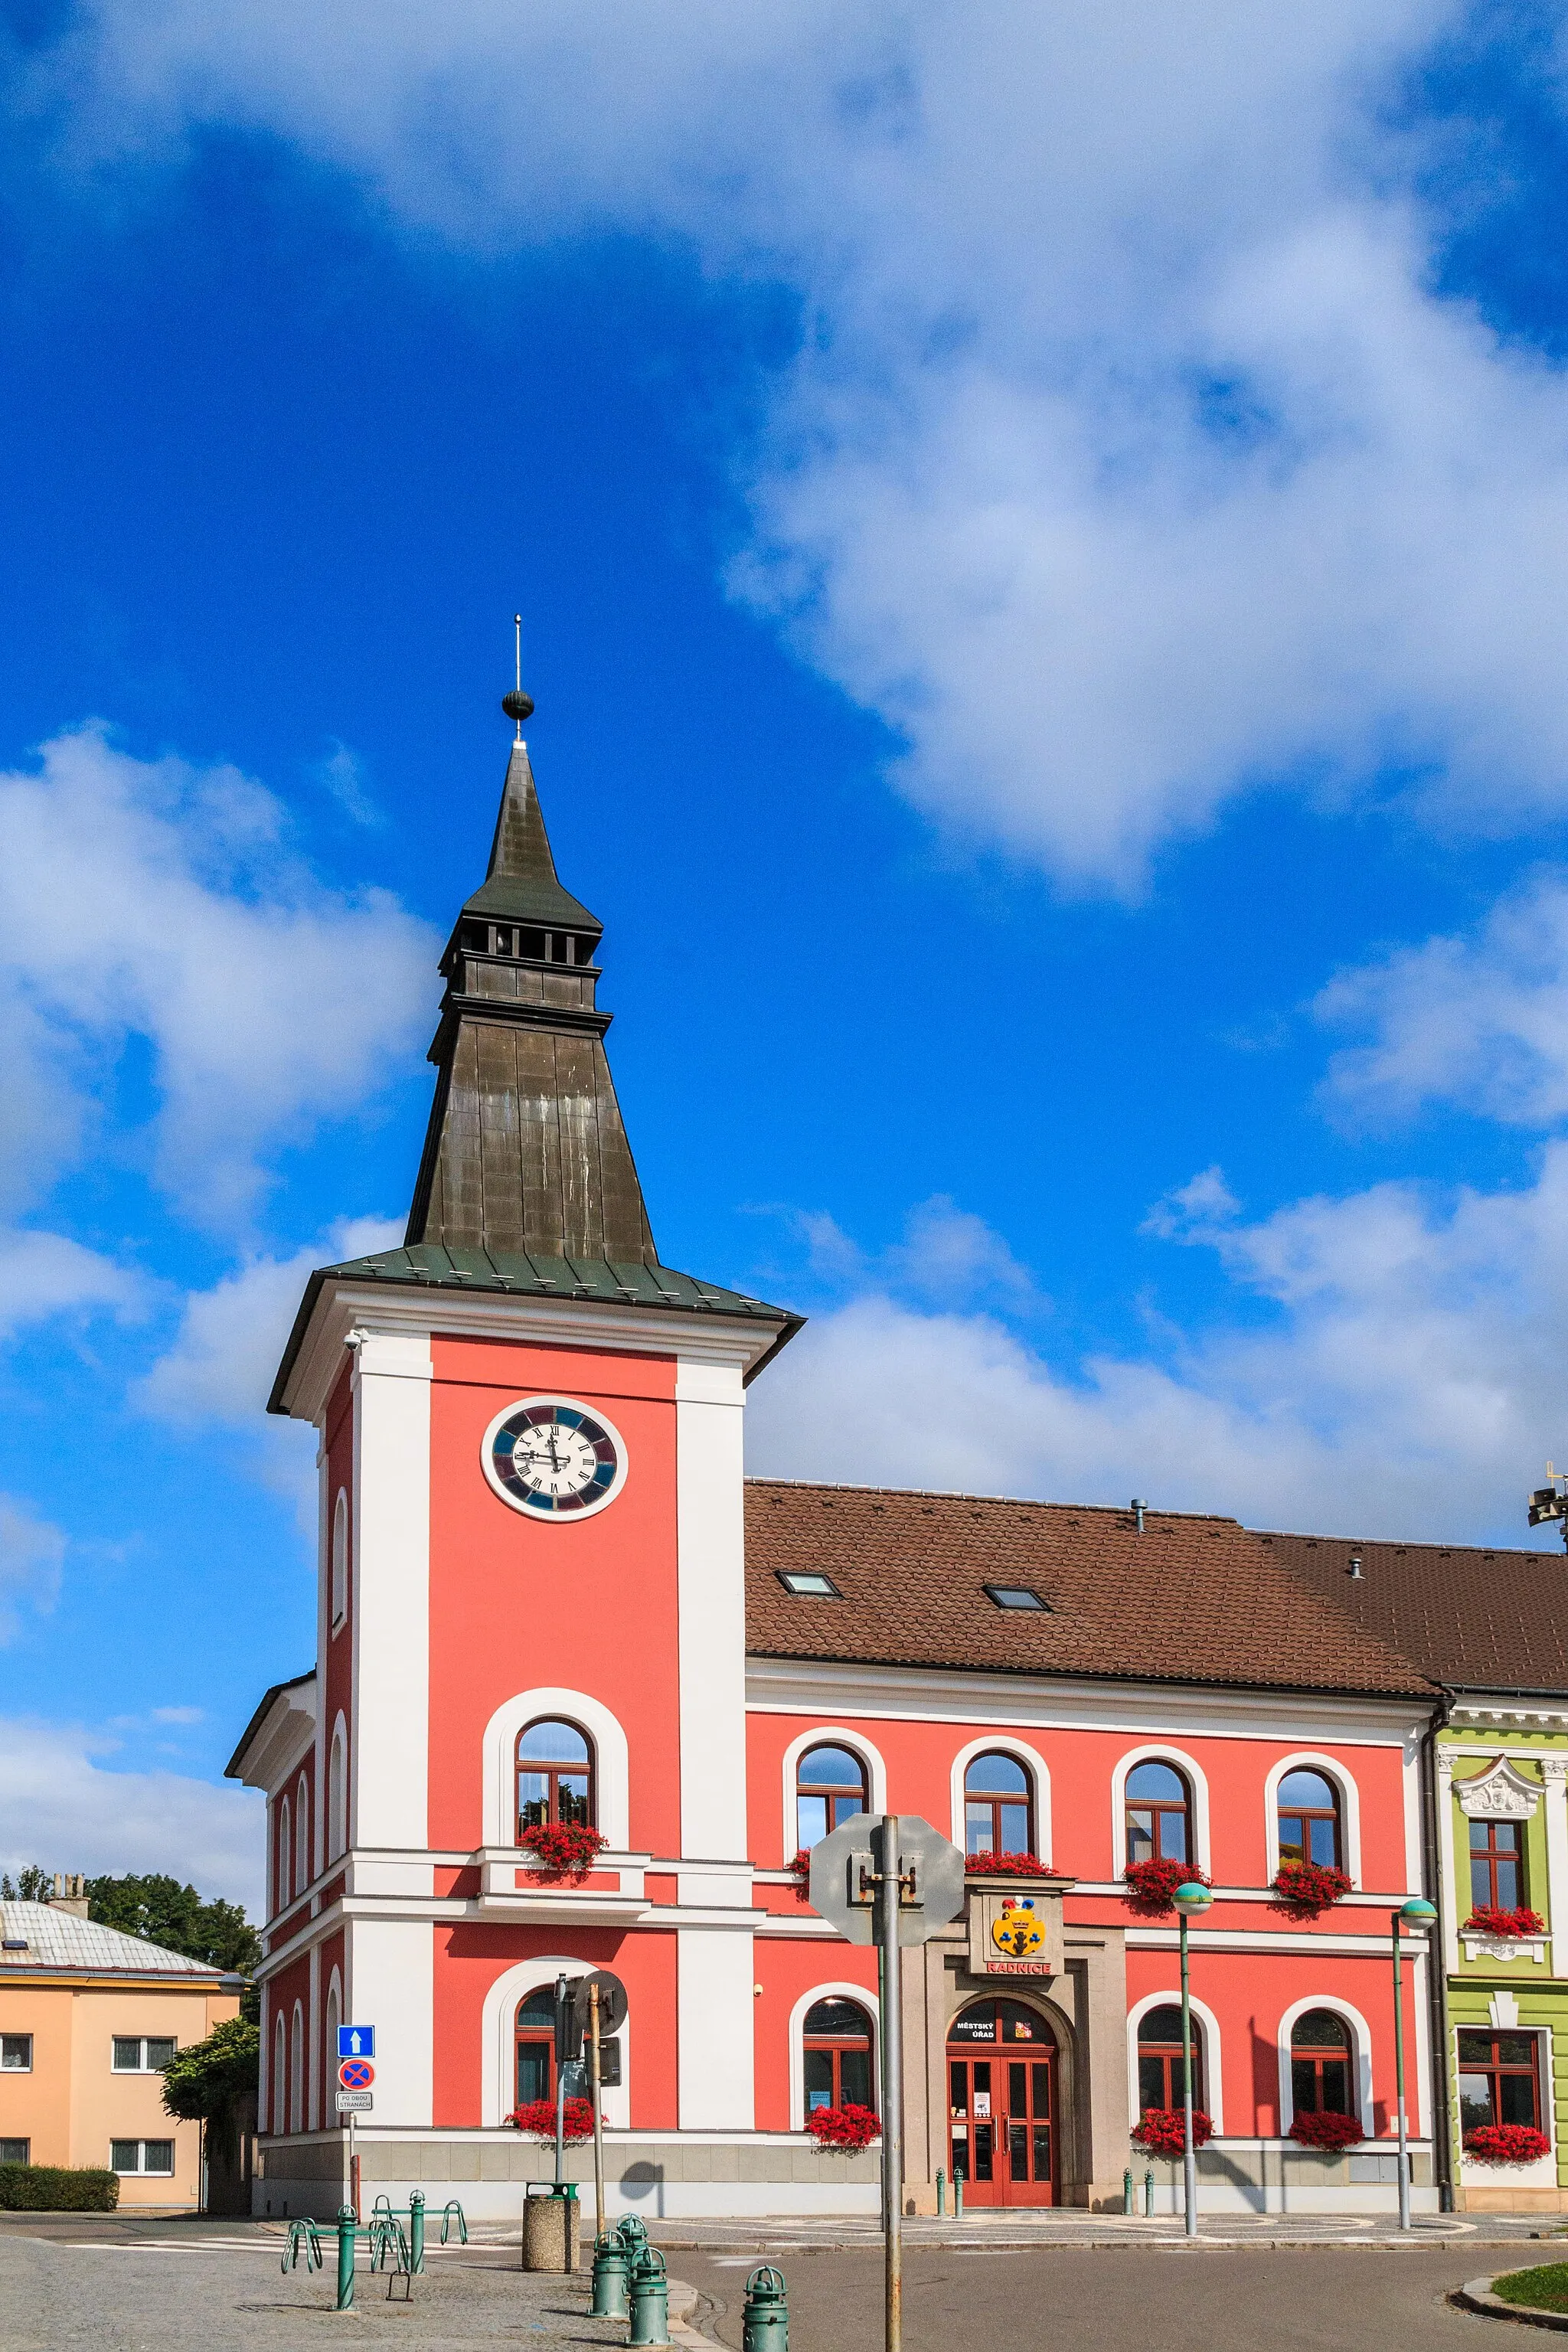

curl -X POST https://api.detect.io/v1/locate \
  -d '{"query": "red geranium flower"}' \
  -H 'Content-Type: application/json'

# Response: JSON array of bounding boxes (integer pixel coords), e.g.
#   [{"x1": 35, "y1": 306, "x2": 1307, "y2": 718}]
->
[
  {"x1": 1131, "y1": 2108, "x2": 1214, "y2": 2158},
  {"x1": 505, "y1": 2097, "x2": 594, "y2": 2141},
  {"x1": 805, "y1": 2103, "x2": 879, "y2": 2151},
  {"x1": 1272, "y1": 1861, "x2": 1353, "y2": 1916},
  {"x1": 520, "y1": 1824, "x2": 608, "y2": 1880},
  {"x1": 965, "y1": 1852, "x2": 1054, "y2": 1877},
  {"x1": 787, "y1": 1848, "x2": 812, "y2": 1900},
  {"x1": 1289, "y1": 2111, "x2": 1364, "y2": 2150},
  {"x1": 1465, "y1": 1906, "x2": 1546, "y2": 1939},
  {"x1": 1465, "y1": 2124, "x2": 1551, "y2": 2167},
  {"x1": 1122, "y1": 1859, "x2": 1211, "y2": 1918}
]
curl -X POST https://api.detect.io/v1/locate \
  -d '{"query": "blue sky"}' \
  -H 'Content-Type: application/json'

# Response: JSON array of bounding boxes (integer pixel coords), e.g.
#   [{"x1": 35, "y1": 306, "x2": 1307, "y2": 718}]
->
[{"x1": 5, "y1": 2, "x2": 1568, "y2": 1904}]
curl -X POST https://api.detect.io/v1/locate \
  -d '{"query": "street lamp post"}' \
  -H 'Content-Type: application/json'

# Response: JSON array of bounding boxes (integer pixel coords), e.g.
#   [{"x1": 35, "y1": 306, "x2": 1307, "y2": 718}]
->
[
  {"x1": 1392, "y1": 1896, "x2": 1437, "y2": 2230},
  {"x1": 1173, "y1": 1882, "x2": 1214, "y2": 2240}
]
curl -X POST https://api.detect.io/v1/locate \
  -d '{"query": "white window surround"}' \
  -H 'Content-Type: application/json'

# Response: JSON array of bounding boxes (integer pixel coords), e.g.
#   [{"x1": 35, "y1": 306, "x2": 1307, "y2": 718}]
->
[
  {"x1": 272, "y1": 2012, "x2": 286, "y2": 2138},
  {"x1": 331, "y1": 1487, "x2": 348, "y2": 1630},
  {"x1": 1109, "y1": 1745, "x2": 1212, "y2": 1880},
  {"x1": 1276, "y1": 1994, "x2": 1376, "y2": 2138},
  {"x1": 290, "y1": 2000, "x2": 305, "y2": 2135},
  {"x1": 328, "y1": 1713, "x2": 348, "y2": 1862},
  {"x1": 480, "y1": 1955, "x2": 631, "y2": 2129},
  {"x1": 1263, "y1": 1752, "x2": 1363, "y2": 1886},
  {"x1": 1456, "y1": 2020, "x2": 1555, "y2": 2180},
  {"x1": 949, "y1": 1736, "x2": 1052, "y2": 1862},
  {"x1": 296, "y1": 1772, "x2": 311, "y2": 1896},
  {"x1": 788, "y1": 1981, "x2": 880, "y2": 2132},
  {"x1": 779, "y1": 1726, "x2": 888, "y2": 1864},
  {"x1": 276, "y1": 1797, "x2": 291, "y2": 1921},
  {"x1": 482, "y1": 1688, "x2": 629, "y2": 1851},
  {"x1": 1126, "y1": 1991, "x2": 1225, "y2": 2132},
  {"x1": 325, "y1": 1969, "x2": 341, "y2": 2118}
]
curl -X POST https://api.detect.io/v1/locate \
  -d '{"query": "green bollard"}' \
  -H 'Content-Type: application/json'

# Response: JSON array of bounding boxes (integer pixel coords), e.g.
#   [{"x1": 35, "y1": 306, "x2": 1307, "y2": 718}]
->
[
  {"x1": 954, "y1": 2168, "x2": 964, "y2": 2218},
  {"x1": 336, "y1": 2204, "x2": 357, "y2": 2311},
  {"x1": 592, "y1": 2231, "x2": 630, "y2": 2318},
  {"x1": 628, "y1": 2245, "x2": 670, "y2": 2347},
  {"x1": 1143, "y1": 2169, "x2": 1154, "y2": 2218},
  {"x1": 409, "y1": 2191, "x2": 425, "y2": 2276},
  {"x1": 742, "y1": 2264, "x2": 789, "y2": 2352},
  {"x1": 936, "y1": 2167, "x2": 945, "y2": 2216},
  {"x1": 1123, "y1": 2167, "x2": 1133, "y2": 2216},
  {"x1": 618, "y1": 2215, "x2": 648, "y2": 2258}
]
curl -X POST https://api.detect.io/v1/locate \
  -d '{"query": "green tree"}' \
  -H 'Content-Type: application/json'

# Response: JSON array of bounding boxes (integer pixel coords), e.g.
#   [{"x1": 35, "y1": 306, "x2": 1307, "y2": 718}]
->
[
  {"x1": 0, "y1": 1867, "x2": 52, "y2": 1900},
  {"x1": 161, "y1": 2016, "x2": 260, "y2": 2171},
  {"x1": 85, "y1": 1875, "x2": 261, "y2": 1975}
]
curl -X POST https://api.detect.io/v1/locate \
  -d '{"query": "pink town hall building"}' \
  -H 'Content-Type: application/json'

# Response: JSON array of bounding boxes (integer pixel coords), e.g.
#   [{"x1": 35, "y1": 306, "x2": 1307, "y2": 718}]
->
[{"x1": 229, "y1": 706, "x2": 1444, "y2": 2218}]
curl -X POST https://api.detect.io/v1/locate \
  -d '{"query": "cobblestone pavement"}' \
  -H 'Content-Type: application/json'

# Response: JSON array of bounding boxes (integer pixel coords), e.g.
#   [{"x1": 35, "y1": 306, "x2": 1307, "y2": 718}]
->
[{"x1": 648, "y1": 2208, "x2": 1568, "y2": 2252}]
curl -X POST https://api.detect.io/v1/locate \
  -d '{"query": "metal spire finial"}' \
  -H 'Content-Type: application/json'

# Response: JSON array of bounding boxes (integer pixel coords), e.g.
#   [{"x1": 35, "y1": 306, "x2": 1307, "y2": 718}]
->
[{"x1": 501, "y1": 612, "x2": 534, "y2": 737}]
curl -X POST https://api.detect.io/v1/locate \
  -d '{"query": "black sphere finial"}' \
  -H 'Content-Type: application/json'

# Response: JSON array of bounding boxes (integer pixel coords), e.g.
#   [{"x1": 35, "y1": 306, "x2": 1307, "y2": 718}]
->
[{"x1": 502, "y1": 688, "x2": 534, "y2": 724}]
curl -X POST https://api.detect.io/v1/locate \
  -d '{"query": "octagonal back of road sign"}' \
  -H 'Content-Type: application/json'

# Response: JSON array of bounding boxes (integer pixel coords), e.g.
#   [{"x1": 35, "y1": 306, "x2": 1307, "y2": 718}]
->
[{"x1": 806, "y1": 1814, "x2": 966, "y2": 1945}]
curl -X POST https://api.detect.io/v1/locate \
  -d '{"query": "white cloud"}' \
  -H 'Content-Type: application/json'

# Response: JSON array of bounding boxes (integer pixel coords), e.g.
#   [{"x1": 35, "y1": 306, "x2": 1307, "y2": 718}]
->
[
  {"x1": 0, "y1": 1226, "x2": 147, "y2": 1339},
  {"x1": 0, "y1": 1717, "x2": 263, "y2": 1910},
  {"x1": 0, "y1": 1498, "x2": 66, "y2": 1643},
  {"x1": 0, "y1": 727, "x2": 436, "y2": 1229},
  {"x1": 746, "y1": 1152, "x2": 1568, "y2": 1543},
  {"x1": 27, "y1": 3, "x2": 1568, "y2": 881},
  {"x1": 1318, "y1": 871, "x2": 1568, "y2": 1129},
  {"x1": 785, "y1": 1194, "x2": 1037, "y2": 1308}
]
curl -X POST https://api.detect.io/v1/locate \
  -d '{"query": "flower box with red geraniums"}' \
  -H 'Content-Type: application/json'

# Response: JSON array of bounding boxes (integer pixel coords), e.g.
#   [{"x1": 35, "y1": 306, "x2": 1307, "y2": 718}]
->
[
  {"x1": 1271, "y1": 1861, "x2": 1353, "y2": 1917},
  {"x1": 505, "y1": 2096, "x2": 595, "y2": 2141},
  {"x1": 786, "y1": 1849, "x2": 812, "y2": 1900},
  {"x1": 1122, "y1": 1860, "x2": 1212, "y2": 1918},
  {"x1": 805, "y1": 2102, "x2": 879, "y2": 2151},
  {"x1": 520, "y1": 1824, "x2": 608, "y2": 1880},
  {"x1": 1131, "y1": 2109, "x2": 1214, "y2": 2159},
  {"x1": 1465, "y1": 2123, "x2": 1551, "y2": 2167},
  {"x1": 965, "y1": 1852, "x2": 1054, "y2": 1878},
  {"x1": 1289, "y1": 2111, "x2": 1364, "y2": 2151},
  {"x1": 1464, "y1": 1906, "x2": 1547, "y2": 1939}
]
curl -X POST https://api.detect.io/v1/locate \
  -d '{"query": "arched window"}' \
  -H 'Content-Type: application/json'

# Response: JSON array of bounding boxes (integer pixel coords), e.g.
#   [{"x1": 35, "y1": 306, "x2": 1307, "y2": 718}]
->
[
  {"x1": 1277, "y1": 1770, "x2": 1341, "y2": 1868},
  {"x1": 289, "y1": 2002, "x2": 305, "y2": 2135},
  {"x1": 515, "y1": 1988, "x2": 560, "y2": 2108},
  {"x1": 1291, "y1": 2010, "x2": 1352, "y2": 2116},
  {"x1": 296, "y1": 1773, "x2": 310, "y2": 1895},
  {"x1": 796, "y1": 1745, "x2": 869, "y2": 1850},
  {"x1": 331, "y1": 1489, "x2": 348, "y2": 1628},
  {"x1": 515, "y1": 1720, "x2": 594, "y2": 1838},
  {"x1": 802, "y1": 1999, "x2": 874, "y2": 2114},
  {"x1": 1137, "y1": 2004, "x2": 1203, "y2": 2112},
  {"x1": 1470, "y1": 1819, "x2": 1527, "y2": 1912},
  {"x1": 276, "y1": 1798, "x2": 291, "y2": 1917},
  {"x1": 273, "y1": 2012, "x2": 286, "y2": 2135},
  {"x1": 325, "y1": 1978, "x2": 341, "y2": 2121},
  {"x1": 328, "y1": 1724, "x2": 347, "y2": 1863},
  {"x1": 965, "y1": 1753, "x2": 1034, "y2": 1859},
  {"x1": 1125, "y1": 1761, "x2": 1191, "y2": 1867}
]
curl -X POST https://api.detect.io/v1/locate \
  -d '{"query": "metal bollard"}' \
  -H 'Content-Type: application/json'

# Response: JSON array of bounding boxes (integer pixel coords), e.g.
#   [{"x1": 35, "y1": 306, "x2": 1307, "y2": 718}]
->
[
  {"x1": 628, "y1": 2245, "x2": 670, "y2": 2347},
  {"x1": 1123, "y1": 2167, "x2": 1133, "y2": 2216},
  {"x1": 592, "y1": 2231, "x2": 631, "y2": 2318},
  {"x1": 408, "y1": 2193, "x2": 426, "y2": 2275},
  {"x1": 954, "y1": 2168, "x2": 965, "y2": 2218},
  {"x1": 336, "y1": 2204, "x2": 358, "y2": 2312},
  {"x1": 742, "y1": 2264, "x2": 789, "y2": 2352},
  {"x1": 619, "y1": 2215, "x2": 648, "y2": 2258},
  {"x1": 936, "y1": 2167, "x2": 945, "y2": 2216},
  {"x1": 1143, "y1": 2169, "x2": 1155, "y2": 2218}
]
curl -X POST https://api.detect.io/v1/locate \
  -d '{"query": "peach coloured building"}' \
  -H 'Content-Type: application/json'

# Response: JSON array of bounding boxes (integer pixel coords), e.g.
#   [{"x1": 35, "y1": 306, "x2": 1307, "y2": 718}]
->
[{"x1": 0, "y1": 1898, "x2": 243, "y2": 2207}]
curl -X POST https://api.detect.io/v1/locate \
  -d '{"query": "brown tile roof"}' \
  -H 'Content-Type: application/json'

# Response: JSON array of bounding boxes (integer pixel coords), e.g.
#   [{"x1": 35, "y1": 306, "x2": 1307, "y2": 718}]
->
[
  {"x1": 743, "y1": 1481, "x2": 1433, "y2": 1699},
  {"x1": 1259, "y1": 1529, "x2": 1568, "y2": 1694}
]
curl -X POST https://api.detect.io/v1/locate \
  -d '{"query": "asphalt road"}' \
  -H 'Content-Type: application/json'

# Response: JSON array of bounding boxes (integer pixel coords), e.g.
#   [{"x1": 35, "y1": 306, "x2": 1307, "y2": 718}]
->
[{"x1": 677, "y1": 2245, "x2": 1510, "y2": 2352}]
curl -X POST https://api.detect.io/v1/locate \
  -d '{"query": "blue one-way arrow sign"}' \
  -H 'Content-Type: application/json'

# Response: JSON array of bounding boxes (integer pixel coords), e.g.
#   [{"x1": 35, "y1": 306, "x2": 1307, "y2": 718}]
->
[{"x1": 338, "y1": 2024, "x2": 375, "y2": 2060}]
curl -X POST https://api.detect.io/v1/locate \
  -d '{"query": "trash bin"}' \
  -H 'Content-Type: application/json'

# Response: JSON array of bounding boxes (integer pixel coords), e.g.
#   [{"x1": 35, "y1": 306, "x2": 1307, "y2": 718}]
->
[{"x1": 522, "y1": 2183, "x2": 580, "y2": 2272}]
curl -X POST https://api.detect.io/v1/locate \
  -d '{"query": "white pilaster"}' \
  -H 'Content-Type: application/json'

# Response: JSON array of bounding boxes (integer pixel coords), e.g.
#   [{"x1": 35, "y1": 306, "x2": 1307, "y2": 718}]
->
[
  {"x1": 350, "y1": 1329, "x2": 432, "y2": 1868},
  {"x1": 1543, "y1": 1757, "x2": 1568, "y2": 1977},
  {"x1": 1436, "y1": 1747, "x2": 1459, "y2": 1975},
  {"x1": 308, "y1": 1942, "x2": 321, "y2": 2132},
  {"x1": 677, "y1": 1926, "x2": 756, "y2": 2128},
  {"x1": 675, "y1": 1357, "x2": 749, "y2": 1903},
  {"x1": 347, "y1": 1918, "x2": 434, "y2": 2128}
]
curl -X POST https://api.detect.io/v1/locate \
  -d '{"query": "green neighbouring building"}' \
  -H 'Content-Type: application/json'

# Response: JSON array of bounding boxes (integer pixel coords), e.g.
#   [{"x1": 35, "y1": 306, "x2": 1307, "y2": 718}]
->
[{"x1": 1266, "y1": 1526, "x2": 1568, "y2": 2213}]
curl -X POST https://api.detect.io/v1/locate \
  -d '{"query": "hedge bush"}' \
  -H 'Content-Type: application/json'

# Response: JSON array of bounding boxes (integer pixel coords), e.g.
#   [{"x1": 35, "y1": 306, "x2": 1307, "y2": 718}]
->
[{"x1": 0, "y1": 2164, "x2": 119, "y2": 2210}]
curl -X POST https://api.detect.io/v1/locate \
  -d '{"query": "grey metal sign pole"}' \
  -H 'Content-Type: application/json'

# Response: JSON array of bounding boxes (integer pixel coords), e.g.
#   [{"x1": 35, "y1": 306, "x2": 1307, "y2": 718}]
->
[
  {"x1": 590, "y1": 1981, "x2": 605, "y2": 2246},
  {"x1": 874, "y1": 1815, "x2": 904, "y2": 2352},
  {"x1": 554, "y1": 1972, "x2": 568, "y2": 2188}
]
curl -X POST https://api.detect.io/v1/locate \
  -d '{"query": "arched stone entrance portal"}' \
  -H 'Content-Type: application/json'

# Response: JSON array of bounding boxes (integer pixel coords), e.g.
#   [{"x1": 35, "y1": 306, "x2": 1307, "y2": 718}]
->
[{"x1": 947, "y1": 1995, "x2": 1058, "y2": 2206}]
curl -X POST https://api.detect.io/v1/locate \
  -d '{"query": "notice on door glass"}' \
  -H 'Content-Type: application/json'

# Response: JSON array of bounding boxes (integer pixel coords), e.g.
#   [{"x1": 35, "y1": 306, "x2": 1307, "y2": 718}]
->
[{"x1": 973, "y1": 2092, "x2": 991, "y2": 2118}]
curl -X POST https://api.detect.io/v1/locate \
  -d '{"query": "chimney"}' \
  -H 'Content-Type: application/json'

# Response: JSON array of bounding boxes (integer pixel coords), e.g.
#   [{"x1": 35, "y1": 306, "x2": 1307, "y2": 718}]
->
[{"x1": 48, "y1": 1872, "x2": 89, "y2": 1919}]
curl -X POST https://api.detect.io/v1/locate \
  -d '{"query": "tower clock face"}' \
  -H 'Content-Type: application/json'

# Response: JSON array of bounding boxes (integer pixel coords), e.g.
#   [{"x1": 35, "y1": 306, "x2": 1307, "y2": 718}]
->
[{"x1": 482, "y1": 1397, "x2": 628, "y2": 1521}]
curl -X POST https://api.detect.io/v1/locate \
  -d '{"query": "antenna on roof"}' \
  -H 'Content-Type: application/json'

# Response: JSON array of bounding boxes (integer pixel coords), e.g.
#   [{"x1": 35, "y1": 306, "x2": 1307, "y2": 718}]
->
[
  {"x1": 1348, "y1": 1553, "x2": 1364, "y2": 1580},
  {"x1": 1131, "y1": 1497, "x2": 1147, "y2": 1534},
  {"x1": 1529, "y1": 1462, "x2": 1568, "y2": 1553}
]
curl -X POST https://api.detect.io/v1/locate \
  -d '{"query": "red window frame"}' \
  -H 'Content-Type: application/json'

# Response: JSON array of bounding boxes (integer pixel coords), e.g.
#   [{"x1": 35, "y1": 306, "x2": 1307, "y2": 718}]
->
[
  {"x1": 1468, "y1": 1820, "x2": 1526, "y2": 1913},
  {"x1": 515, "y1": 1718, "x2": 595, "y2": 1842},
  {"x1": 1136, "y1": 2005, "x2": 1203, "y2": 2112}
]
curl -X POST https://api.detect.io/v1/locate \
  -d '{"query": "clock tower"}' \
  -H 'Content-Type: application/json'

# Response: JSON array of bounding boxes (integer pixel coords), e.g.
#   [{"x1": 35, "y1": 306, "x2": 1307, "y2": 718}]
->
[{"x1": 250, "y1": 682, "x2": 799, "y2": 2203}]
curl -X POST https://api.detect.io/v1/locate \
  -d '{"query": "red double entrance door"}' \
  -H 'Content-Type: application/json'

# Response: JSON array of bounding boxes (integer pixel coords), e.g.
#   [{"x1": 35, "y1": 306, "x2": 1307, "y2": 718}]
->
[{"x1": 947, "y1": 1998, "x2": 1057, "y2": 2206}]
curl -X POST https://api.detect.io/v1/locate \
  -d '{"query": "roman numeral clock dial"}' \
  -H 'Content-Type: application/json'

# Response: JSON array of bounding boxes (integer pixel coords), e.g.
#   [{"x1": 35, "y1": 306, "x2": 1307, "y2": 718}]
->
[{"x1": 482, "y1": 1397, "x2": 628, "y2": 1521}]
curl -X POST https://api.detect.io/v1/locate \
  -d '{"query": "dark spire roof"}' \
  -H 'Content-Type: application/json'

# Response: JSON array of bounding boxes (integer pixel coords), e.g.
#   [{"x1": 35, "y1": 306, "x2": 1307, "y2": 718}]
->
[
  {"x1": 405, "y1": 718, "x2": 656, "y2": 1263},
  {"x1": 462, "y1": 740, "x2": 601, "y2": 936}
]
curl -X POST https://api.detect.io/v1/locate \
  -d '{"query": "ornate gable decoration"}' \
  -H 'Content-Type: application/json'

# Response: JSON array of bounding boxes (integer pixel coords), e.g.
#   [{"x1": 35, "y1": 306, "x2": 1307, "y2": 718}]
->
[{"x1": 1455, "y1": 1758, "x2": 1543, "y2": 1821}]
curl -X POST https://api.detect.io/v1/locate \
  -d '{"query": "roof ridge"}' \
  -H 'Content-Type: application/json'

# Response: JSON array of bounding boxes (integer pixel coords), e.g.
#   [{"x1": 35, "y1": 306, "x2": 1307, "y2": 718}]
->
[{"x1": 744, "y1": 1475, "x2": 1240, "y2": 1524}]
